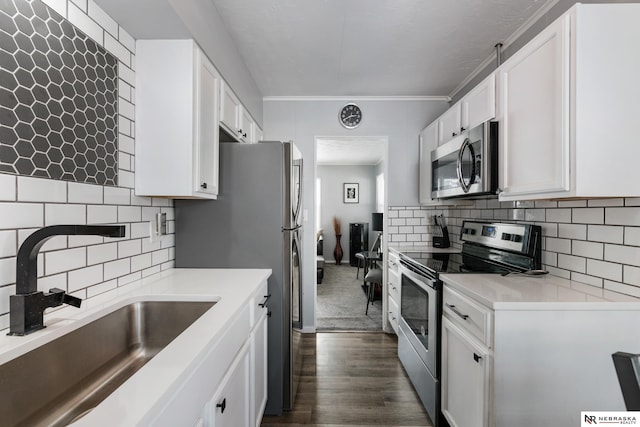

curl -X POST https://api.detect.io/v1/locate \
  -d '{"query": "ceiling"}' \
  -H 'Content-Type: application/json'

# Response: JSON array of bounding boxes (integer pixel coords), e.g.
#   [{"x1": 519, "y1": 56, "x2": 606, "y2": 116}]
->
[
  {"x1": 210, "y1": 0, "x2": 552, "y2": 97},
  {"x1": 316, "y1": 137, "x2": 386, "y2": 166}
]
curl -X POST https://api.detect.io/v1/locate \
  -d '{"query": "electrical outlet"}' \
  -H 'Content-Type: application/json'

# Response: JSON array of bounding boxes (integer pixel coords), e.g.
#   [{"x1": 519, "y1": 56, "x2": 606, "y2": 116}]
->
[{"x1": 149, "y1": 212, "x2": 167, "y2": 242}]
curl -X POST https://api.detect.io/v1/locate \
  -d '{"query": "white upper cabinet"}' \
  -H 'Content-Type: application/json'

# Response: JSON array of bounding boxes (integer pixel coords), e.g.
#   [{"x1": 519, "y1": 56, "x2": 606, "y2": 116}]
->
[
  {"x1": 438, "y1": 102, "x2": 462, "y2": 145},
  {"x1": 220, "y1": 82, "x2": 258, "y2": 143},
  {"x1": 436, "y1": 74, "x2": 496, "y2": 147},
  {"x1": 462, "y1": 74, "x2": 496, "y2": 132},
  {"x1": 135, "y1": 39, "x2": 220, "y2": 199},
  {"x1": 498, "y1": 3, "x2": 640, "y2": 200}
]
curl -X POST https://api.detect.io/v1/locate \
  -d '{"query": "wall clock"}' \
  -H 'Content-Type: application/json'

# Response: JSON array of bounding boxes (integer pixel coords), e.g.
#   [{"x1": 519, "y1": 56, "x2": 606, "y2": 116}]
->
[{"x1": 339, "y1": 103, "x2": 362, "y2": 129}]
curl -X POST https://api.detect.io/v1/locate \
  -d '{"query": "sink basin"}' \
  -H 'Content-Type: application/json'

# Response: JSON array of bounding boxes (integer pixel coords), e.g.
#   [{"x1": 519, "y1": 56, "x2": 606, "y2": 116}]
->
[{"x1": 0, "y1": 300, "x2": 216, "y2": 427}]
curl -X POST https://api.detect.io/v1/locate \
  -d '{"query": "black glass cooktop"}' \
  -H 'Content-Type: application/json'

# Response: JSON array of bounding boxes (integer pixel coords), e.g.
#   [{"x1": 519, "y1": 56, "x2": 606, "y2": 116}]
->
[{"x1": 399, "y1": 250, "x2": 517, "y2": 276}]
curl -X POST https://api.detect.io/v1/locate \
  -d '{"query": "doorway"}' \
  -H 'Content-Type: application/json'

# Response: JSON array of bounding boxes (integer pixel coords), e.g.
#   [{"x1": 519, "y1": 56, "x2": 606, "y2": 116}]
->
[{"x1": 314, "y1": 136, "x2": 388, "y2": 331}]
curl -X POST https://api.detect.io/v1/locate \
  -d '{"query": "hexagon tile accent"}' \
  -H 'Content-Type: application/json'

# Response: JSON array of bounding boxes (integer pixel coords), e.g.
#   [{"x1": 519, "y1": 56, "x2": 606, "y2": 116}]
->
[{"x1": 0, "y1": 0, "x2": 118, "y2": 186}]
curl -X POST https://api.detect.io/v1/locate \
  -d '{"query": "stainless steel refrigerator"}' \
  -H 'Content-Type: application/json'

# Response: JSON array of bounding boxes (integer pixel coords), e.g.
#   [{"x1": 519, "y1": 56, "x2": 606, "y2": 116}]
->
[{"x1": 174, "y1": 141, "x2": 303, "y2": 415}]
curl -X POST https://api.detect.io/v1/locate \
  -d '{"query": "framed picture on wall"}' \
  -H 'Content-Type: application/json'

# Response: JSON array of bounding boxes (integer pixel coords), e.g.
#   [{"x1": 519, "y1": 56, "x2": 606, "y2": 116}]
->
[{"x1": 343, "y1": 183, "x2": 359, "y2": 204}]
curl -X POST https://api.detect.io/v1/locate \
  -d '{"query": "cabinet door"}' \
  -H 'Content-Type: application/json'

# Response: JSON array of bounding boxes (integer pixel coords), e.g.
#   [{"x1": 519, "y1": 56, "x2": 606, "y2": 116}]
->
[
  {"x1": 498, "y1": 14, "x2": 571, "y2": 199},
  {"x1": 462, "y1": 73, "x2": 496, "y2": 131},
  {"x1": 254, "y1": 125, "x2": 263, "y2": 143},
  {"x1": 211, "y1": 344, "x2": 250, "y2": 427},
  {"x1": 239, "y1": 108, "x2": 253, "y2": 143},
  {"x1": 442, "y1": 317, "x2": 490, "y2": 427},
  {"x1": 195, "y1": 52, "x2": 220, "y2": 197},
  {"x1": 251, "y1": 312, "x2": 268, "y2": 427},
  {"x1": 438, "y1": 102, "x2": 462, "y2": 145},
  {"x1": 220, "y1": 81, "x2": 241, "y2": 136}
]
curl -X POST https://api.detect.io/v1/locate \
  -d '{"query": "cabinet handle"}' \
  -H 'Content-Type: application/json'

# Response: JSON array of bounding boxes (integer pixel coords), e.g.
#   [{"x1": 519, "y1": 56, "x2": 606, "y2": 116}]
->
[
  {"x1": 460, "y1": 127, "x2": 466, "y2": 132},
  {"x1": 474, "y1": 353, "x2": 482, "y2": 363},
  {"x1": 452, "y1": 132, "x2": 458, "y2": 137},
  {"x1": 238, "y1": 129, "x2": 243, "y2": 134},
  {"x1": 216, "y1": 398, "x2": 226, "y2": 413},
  {"x1": 201, "y1": 182, "x2": 208, "y2": 189},
  {"x1": 267, "y1": 310, "x2": 272, "y2": 317},
  {"x1": 259, "y1": 294, "x2": 271, "y2": 308},
  {"x1": 446, "y1": 303, "x2": 469, "y2": 320},
  {"x1": 243, "y1": 133, "x2": 247, "y2": 138}
]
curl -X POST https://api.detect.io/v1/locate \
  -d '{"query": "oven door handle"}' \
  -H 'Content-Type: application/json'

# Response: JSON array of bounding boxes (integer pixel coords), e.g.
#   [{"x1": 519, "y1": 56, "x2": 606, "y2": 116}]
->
[{"x1": 445, "y1": 303, "x2": 469, "y2": 320}]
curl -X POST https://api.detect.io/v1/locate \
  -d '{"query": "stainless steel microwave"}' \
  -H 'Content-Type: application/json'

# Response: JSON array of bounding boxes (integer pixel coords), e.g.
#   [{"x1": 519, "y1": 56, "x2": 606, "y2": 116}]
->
[{"x1": 431, "y1": 121, "x2": 498, "y2": 199}]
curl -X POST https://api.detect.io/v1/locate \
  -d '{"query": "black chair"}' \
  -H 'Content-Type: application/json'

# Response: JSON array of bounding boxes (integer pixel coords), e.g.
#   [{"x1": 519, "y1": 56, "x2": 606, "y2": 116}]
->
[{"x1": 364, "y1": 267, "x2": 382, "y2": 315}]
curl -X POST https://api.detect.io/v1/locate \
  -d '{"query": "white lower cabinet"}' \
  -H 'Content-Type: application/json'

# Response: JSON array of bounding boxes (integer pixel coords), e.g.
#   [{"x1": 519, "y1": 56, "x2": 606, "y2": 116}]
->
[
  {"x1": 441, "y1": 317, "x2": 490, "y2": 427},
  {"x1": 386, "y1": 250, "x2": 400, "y2": 334},
  {"x1": 210, "y1": 343, "x2": 251, "y2": 427},
  {"x1": 251, "y1": 311, "x2": 268, "y2": 427}
]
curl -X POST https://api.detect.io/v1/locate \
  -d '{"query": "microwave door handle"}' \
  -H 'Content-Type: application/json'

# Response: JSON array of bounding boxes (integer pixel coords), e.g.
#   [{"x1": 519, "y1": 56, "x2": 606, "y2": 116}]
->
[{"x1": 456, "y1": 138, "x2": 476, "y2": 193}]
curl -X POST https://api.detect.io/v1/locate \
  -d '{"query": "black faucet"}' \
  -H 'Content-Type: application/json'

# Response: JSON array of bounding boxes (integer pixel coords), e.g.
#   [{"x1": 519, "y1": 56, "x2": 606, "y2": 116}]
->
[{"x1": 8, "y1": 225, "x2": 126, "y2": 336}]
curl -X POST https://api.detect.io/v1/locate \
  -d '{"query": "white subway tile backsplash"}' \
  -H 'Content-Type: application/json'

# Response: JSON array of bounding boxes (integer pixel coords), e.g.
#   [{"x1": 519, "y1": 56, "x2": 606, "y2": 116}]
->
[
  {"x1": 558, "y1": 200, "x2": 587, "y2": 208},
  {"x1": 37, "y1": 273, "x2": 66, "y2": 293},
  {"x1": 525, "y1": 209, "x2": 545, "y2": 222},
  {"x1": 119, "y1": 170, "x2": 134, "y2": 189},
  {"x1": 68, "y1": 264, "x2": 103, "y2": 293},
  {"x1": 45, "y1": 204, "x2": 86, "y2": 225},
  {"x1": 68, "y1": 182, "x2": 103, "y2": 204},
  {"x1": 0, "y1": 203, "x2": 43, "y2": 229},
  {"x1": 546, "y1": 237, "x2": 571, "y2": 254},
  {"x1": 572, "y1": 240, "x2": 603, "y2": 260},
  {"x1": 18, "y1": 177, "x2": 66, "y2": 202},
  {"x1": 87, "y1": 205, "x2": 118, "y2": 224},
  {"x1": 88, "y1": 242, "x2": 118, "y2": 265},
  {"x1": 68, "y1": 235, "x2": 103, "y2": 248},
  {"x1": 118, "y1": 63, "x2": 135, "y2": 87},
  {"x1": 573, "y1": 208, "x2": 604, "y2": 224},
  {"x1": 589, "y1": 199, "x2": 624, "y2": 207},
  {"x1": 558, "y1": 224, "x2": 586, "y2": 240},
  {"x1": 606, "y1": 207, "x2": 640, "y2": 226},
  {"x1": 142, "y1": 265, "x2": 161, "y2": 278},
  {"x1": 70, "y1": 0, "x2": 88, "y2": 12},
  {"x1": 45, "y1": 247, "x2": 86, "y2": 275},
  {"x1": 67, "y1": 3, "x2": 103, "y2": 44},
  {"x1": 131, "y1": 253, "x2": 152, "y2": 272},
  {"x1": 141, "y1": 207, "x2": 161, "y2": 221},
  {"x1": 104, "y1": 258, "x2": 130, "y2": 280},
  {"x1": 604, "y1": 280, "x2": 640, "y2": 298},
  {"x1": 118, "y1": 239, "x2": 141, "y2": 258},
  {"x1": 0, "y1": 231, "x2": 16, "y2": 258},
  {"x1": 604, "y1": 244, "x2": 640, "y2": 267},
  {"x1": 587, "y1": 259, "x2": 622, "y2": 282},
  {"x1": 625, "y1": 227, "x2": 640, "y2": 246},
  {"x1": 152, "y1": 198, "x2": 171, "y2": 207},
  {"x1": 0, "y1": 174, "x2": 16, "y2": 201},
  {"x1": 546, "y1": 208, "x2": 571, "y2": 223},
  {"x1": 105, "y1": 33, "x2": 131, "y2": 66},
  {"x1": 118, "y1": 206, "x2": 141, "y2": 222},
  {"x1": 131, "y1": 192, "x2": 152, "y2": 206},
  {"x1": 152, "y1": 249, "x2": 170, "y2": 266},
  {"x1": 558, "y1": 254, "x2": 586, "y2": 273},
  {"x1": 119, "y1": 134, "x2": 135, "y2": 154},
  {"x1": 118, "y1": 27, "x2": 135, "y2": 52},
  {"x1": 588, "y1": 225, "x2": 624, "y2": 244},
  {"x1": 0, "y1": 258, "x2": 16, "y2": 286},
  {"x1": 19, "y1": 229, "x2": 66, "y2": 252},
  {"x1": 624, "y1": 265, "x2": 640, "y2": 287},
  {"x1": 0, "y1": 285, "x2": 15, "y2": 313},
  {"x1": 88, "y1": 0, "x2": 118, "y2": 36},
  {"x1": 118, "y1": 271, "x2": 141, "y2": 287},
  {"x1": 40, "y1": 0, "x2": 66, "y2": 17},
  {"x1": 104, "y1": 187, "x2": 130, "y2": 205}
]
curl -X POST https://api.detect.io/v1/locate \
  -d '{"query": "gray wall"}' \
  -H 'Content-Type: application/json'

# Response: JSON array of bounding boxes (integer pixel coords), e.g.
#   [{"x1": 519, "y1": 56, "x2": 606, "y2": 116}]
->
[
  {"x1": 263, "y1": 99, "x2": 447, "y2": 329},
  {"x1": 318, "y1": 165, "x2": 377, "y2": 263}
]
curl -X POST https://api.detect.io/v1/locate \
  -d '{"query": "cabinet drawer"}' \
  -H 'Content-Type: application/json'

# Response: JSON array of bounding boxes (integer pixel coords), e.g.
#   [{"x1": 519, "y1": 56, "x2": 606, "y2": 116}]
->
[
  {"x1": 388, "y1": 252, "x2": 400, "y2": 272},
  {"x1": 388, "y1": 269, "x2": 400, "y2": 302},
  {"x1": 250, "y1": 281, "x2": 269, "y2": 328},
  {"x1": 443, "y1": 286, "x2": 492, "y2": 347},
  {"x1": 388, "y1": 296, "x2": 399, "y2": 334}
]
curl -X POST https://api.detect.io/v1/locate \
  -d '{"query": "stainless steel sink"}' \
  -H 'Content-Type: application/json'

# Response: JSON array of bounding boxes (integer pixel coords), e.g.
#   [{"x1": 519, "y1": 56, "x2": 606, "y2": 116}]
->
[{"x1": 0, "y1": 300, "x2": 216, "y2": 427}]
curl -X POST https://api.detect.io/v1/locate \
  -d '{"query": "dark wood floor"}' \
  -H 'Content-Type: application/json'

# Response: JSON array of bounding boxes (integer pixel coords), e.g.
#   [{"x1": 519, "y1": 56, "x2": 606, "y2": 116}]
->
[{"x1": 261, "y1": 332, "x2": 433, "y2": 426}]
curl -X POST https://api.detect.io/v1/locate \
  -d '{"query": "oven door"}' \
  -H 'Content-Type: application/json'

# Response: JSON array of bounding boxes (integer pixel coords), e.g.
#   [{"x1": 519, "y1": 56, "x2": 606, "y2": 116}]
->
[{"x1": 399, "y1": 264, "x2": 439, "y2": 377}]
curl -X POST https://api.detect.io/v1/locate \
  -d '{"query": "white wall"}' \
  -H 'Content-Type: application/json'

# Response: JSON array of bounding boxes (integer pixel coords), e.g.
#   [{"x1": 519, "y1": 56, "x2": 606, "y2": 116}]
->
[
  {"x1": 318, "y1": 165, "x2": 377, "y2": 263},
  {"x1": 0, "y1": 0, "x2": 175, "y2": 332},
  {"x1": 263, "y1": 98, "x2": 448, "y2": 329}
]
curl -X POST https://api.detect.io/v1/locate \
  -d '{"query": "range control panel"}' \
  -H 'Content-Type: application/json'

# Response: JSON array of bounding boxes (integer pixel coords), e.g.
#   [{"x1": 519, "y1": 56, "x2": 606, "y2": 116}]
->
[{"x1": 460, "y1": 221, "x2": 532, "y2": 254}]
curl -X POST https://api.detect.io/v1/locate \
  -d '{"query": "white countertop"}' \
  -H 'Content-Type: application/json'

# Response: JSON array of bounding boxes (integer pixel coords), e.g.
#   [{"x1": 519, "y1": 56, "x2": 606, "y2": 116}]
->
[
  {"x1": 389, "y1": 244, "x2": 462, "y2": 254},
  {"x1": 441, "y1": 273, "x2": 640, "y2": 310},
  {"x1": 0, "y1": 268, "x2": 271, "y2": 426}
]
